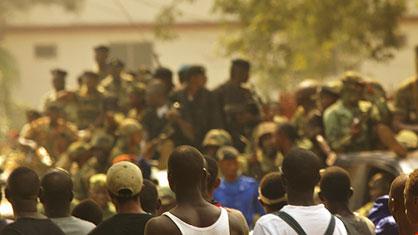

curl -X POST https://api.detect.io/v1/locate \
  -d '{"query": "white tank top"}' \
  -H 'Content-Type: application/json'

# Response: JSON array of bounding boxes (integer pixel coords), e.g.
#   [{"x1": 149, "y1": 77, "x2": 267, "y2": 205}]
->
[{"x1": 163, "y1": 208, "x2": 230, "y2": 235}]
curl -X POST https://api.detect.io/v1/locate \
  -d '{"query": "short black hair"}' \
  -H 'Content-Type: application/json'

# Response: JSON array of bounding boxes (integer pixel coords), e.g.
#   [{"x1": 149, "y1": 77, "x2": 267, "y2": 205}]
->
[
  {"x1": 7, "y1": 167, "x2": 40, "y2": 200},
  {"x1": 320, "y1": 166, "x2": 351, "y2": 202},
  {"x1": 41, "y1": 169, "x2": 73, "y2": 205},
  {"x1": 259, "y1": 172, "x2": 286, "y2": 207},
  {"x1": 231, "y1": 59, "x2": 250, "y2": 70},
  {"x1": 186, "y1": 65, "x2": 205, "y2": 81},
  {"x1": 83, "y1": 71, "x2": 99, "y2": 81},
  {"x1": 139, "y1": 179, "x2": 159, "y2": 215},
  {"x1": 72, "y1": 199, "x2": 103, "y2": 225},
  {"x1": 204, "y1": 156, "x2": 219, "y2": 189},
  {"x1": 168, "y1": 146, "x2": 205, "y2": 190},
  {"x1": 277, "y1": 123, "x2": 299, "y2": 142},
  {"x1": 282, "y1": 148, "x2": 321, "y2": 192},
  {"x1": 94, "y1": 45, "x2": 109, "y2": 53}
]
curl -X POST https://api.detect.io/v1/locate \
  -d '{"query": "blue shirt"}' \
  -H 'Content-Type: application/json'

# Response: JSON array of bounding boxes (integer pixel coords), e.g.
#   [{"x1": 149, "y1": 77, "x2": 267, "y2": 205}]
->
[
  {"x1": 368, "y1": 195, "x2": 398, "y2": 235},
  {"x1": 213, "y1": 175, "x2": 265, "y2": 226}
]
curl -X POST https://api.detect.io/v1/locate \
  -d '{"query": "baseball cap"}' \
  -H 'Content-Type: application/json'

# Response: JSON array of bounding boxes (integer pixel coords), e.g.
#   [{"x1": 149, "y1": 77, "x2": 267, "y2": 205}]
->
[
  {"x1": 217, "y1": 146, "x2": 240, "y2": 161},
  {"x1": 107, "y1": 161, "x2": 143, "y2": 197}
]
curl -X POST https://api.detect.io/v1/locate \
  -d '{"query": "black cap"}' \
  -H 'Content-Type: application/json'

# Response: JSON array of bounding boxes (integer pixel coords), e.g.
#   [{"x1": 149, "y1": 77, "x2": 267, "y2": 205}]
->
[
  {"x1": 94, "y1": 45, "x2": 109, "y2": 53},
  {"x1": 51, "y1": 68, "x2": 67, "y2": 77}
]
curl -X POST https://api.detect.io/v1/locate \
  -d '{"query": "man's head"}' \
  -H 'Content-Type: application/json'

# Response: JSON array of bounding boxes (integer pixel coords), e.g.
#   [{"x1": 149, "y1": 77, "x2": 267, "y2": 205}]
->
[
  {"x1": 72, "y1": 199, "x2": 103, "y2": 225},
  {"x1": 94, "y1": 45, "x2": 109, "y2": 65},
  {"x1": 167, "y1": 146, "x2": 207, "y2": 194},
  {"x1": 217, "y1": 146, "x2": 240, "y2": 182},
  {"x1": 295, "y1": 79, "x2": 318, "y2": 110},
  {"x1": 368, "y1": 172, "x2": 393, "y2": 202},
  {"x1": 117, "y1": 118, "x2": 143, "y2": 147},
  {"x1": 109, "y1": 59, "x2": 125, "y2": 78},
  {"x1": 5, "y1": 167, "x2": 40, "y2": 213},
  {"x1": 204, "y1": 156, "x2": 221, "y2": 197},
  {"x1": 274, "y1": 122, "x2": 298, "y2": 154},
  {"x1": 319, "y1": 167, "x2": 353, "y2": 214},
  {"x1": 389, "y1": 174, "x2": 409, "y2": 224},
  {"x1": 230, "y1": 59, "x2": 250, "y2": 84},
  {"x1": 202, "y1": 129, "x2": 232, "y2": 158},
  {"x1": 153, "y1": 67, "x2": 173, "y2": 93},
  {"x1": 258, "y1": 172, "x2": 287, "y2": 213},
  {"x1": 89, "y1": 174, "x2": 110, "y2": 209},
  {"x1": 186, "y1": 65, "x2": 207, "y2": 89},
  {"x1": 254, "y1": 122, "x2": 277, "y2": 159},
  {"x1": 318, "y1": 81, "x2": 340, "y2": 111},
  {"x1": 340, "y1": 71, "x2": 365, "y2": 106},
  {"x1": 145, "y1": 80, "x2": 168, "y2": 108},
  {"x1": 67, "y1": 141, "x2": 92, "y2": 166},
  {"x1": 177, "y1": 65, "x2": 190, "y2": 85},
  {"x1": 82, "y1": 71, "x2": 100, "y2": 90},
  {"x1": 51, "y1": 68, "x2": 67, "y2": 91},
  {"x1": 140, "y1": 179, "x2": 160, "y2": 216},
  {"x1": 45, "y1": 102, "x2": 62, "y2": 121},
  {"x1": 281, "y1": 148, "x2": 321, "y2": 195},
  {"x1": 106, "y1": 161, "x2": 143, "y2": 208},
  {"x1": 405, "y1": 169, "x2": 418, "y2": 225},
  {"x1": 40, "y1": 168, "x2": 73, "y2": 217}
]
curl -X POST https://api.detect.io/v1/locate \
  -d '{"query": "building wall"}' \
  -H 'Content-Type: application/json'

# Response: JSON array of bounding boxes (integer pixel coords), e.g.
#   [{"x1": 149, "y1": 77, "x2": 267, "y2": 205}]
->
[{"x1": 1, "y1": 26, "x2": 231, "y2": 107}]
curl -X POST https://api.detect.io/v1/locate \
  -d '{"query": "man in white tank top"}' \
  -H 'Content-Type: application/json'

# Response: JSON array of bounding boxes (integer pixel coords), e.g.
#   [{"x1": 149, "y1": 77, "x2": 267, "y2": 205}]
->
[{"x1": 145, "y1": 146, "x2": 249, "y2": 235}]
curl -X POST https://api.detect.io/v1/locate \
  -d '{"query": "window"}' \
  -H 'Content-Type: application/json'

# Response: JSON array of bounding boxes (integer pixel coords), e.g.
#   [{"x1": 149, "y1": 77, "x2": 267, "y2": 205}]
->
[
  {"x1": 34, "y1": 44, "x2": 57, "y2": 59},
  {"x1": 109, "y1": 41, "x2": 154, "y2": 71}
]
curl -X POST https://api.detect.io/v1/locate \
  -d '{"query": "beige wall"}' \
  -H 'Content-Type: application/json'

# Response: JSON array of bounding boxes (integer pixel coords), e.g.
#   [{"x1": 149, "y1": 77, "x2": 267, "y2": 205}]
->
[{"x1": 1, "y1": 27, "x2": 231, "y2": 107}]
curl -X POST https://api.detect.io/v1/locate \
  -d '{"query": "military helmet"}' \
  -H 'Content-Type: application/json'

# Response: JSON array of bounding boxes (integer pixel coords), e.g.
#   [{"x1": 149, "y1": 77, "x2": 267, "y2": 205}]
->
[
  {"x1": 253, "y1": 122, "x2": 277, "y2": 147},
  {"x1": 117, "y1": 118, "x2": 143, "y2": 137},
  {"x1": 295, "y1": 79, "x2": 319, "y2": 106},
  {"x1": 341, "y1": 71, "x2": 365, "y2": 86},
  {"x1": 67, "y1": 141, "x2": 91, "y2": 159},
  {"x1": 202, "y1": 129, "x2": 233, "y2": 147}
]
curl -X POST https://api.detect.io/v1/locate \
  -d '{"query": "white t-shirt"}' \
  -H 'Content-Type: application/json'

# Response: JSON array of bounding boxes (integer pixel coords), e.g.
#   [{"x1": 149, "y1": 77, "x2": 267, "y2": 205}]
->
[
  {"x1": 51, "y1": 216, "x2": 95, "y2": 235},
  {"x1": 253, "y1": 204, "x2": 348, "y2": 235}
]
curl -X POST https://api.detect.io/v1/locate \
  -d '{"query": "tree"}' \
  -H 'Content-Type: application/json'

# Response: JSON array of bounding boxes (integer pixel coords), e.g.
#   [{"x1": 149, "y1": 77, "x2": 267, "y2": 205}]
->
[
  {"x1": 0, "y1": 0, "x2": 83, "y2": 139},
  {"x1": 156, "y1": 0, "x2": 406, "y2": 89}
]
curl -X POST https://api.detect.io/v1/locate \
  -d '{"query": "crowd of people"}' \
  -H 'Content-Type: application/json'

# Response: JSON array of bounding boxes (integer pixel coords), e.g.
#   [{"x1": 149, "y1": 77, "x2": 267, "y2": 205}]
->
[{"x1": 1, "y1": 44, "x2": 418, "y2": 234}]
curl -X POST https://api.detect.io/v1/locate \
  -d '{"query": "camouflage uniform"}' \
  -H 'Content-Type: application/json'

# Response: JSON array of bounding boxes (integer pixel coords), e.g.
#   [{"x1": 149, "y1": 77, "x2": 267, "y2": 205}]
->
[
  {"x1": 20, "y1": 116, "x2": 78, "y2": 162},
  {"x1": 323, "y1": 73, "x2": 379, "y2": 152},
  {"x1": 76, "y1": 88, "x2": 106, "y2": 130},
  {"x1": 202, "y1": 129, "x2": 233, "y2": 159},
  {"x1": 394, "y1": 77, "x2": 418, "y2": 127},
  {"x1": 70, "y1": 141, "x2": 97, "y2": 200},
  {"x1": 110, "y1": 118, "x2": 143, "y2": 160}
]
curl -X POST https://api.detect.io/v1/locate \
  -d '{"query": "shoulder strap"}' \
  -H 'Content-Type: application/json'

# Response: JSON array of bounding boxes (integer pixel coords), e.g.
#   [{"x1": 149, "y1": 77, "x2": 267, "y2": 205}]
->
[
  {"x1": 324, "y1": 215, "x2": 336, "y2": 235},
  {"x1": 274, "y1": 211, "x2": 307, "y2": 235}
]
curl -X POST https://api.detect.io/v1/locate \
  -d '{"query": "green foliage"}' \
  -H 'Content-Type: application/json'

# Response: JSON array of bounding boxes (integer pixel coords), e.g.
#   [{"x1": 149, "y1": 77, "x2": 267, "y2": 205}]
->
[{"x1": 156, "y1": 0, "x2": 406, "y2": 89}]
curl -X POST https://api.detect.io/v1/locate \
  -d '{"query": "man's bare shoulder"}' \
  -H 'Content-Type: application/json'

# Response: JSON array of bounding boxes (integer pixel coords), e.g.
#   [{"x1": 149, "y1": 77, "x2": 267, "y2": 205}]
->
[
  {"x1": 225, "y1": 208, "x2": 249, "y2": 235},
  {"x1": 144, "y1": 215, "x2": 181, "y2": 235}
]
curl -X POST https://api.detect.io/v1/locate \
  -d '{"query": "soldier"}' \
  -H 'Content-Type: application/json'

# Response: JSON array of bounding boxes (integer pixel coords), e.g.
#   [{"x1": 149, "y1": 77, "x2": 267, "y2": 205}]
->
[
  {"x1": 213, "y1": 59, "x2": 262, "y2": 152},
  {"x1": 248, "y1": 121, "x2": 282, "y2": 181},
  {"x1": 76, "y1": 71, "x2": 106, "y2": 130},
  {"x1": 126, "y1": 83, "x2": 147, "y2": 122},
  {"x1": 42, "y1": 69, "x2": 78, "y2": 123},
  {"x1": 89, "y1": 131, "x2": 115, "y2": 173},
  {"x1": 324, "y1": 72, "x2": 374, "y2": 152},
  {"x1": 94, "y1": 45, "x2": 110, "y2": 81},
  {"x1": 99, "y1": 59, "x2": 134, "y2": 114},
  {"x1": 20, "y1": 102, "x2": 78, "y2": 162},
  {"x1": 170, "y1": 65, "x2": 222, "y2": 148},
  {"x1": 324, "y1": 72, "x2": 406, "y2": 156},
  {"x1": 110, "y1": 118, "x2": 143, "y2": 160},
  {"x1": 201, "y1": 129, "x2": 233, "y2": 159}
]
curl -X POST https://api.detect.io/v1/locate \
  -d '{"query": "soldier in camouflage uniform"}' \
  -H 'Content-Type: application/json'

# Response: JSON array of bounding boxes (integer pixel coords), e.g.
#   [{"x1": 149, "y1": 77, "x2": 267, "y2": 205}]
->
[
  {"x1": 99, "y1": 59, "x2": 134, "y2": 114},
  {"x1": 42, "y1": 69, "x2": 78, "y2": 123},
  {"x1": 76, "y1": 71, "x2": 106, "y2": 130},
  {"x1": 126, "y1": 83, "x2": 147, "y2": 122},
  {"x1": 20, "y1": 102, "x2": 78, "y2": 162},
  {"x1": 110, "y1": 118, "x2": 143, "y2": 160},
  {"x1": 323, "y1": 72, "x2": 379, "y2": 152},
  {"x1": 248, "y1": 122, "x2": 282, "y2": 180},
  {"x1": 201, "y1": 129, "x2": 233, "y2": 159}
]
